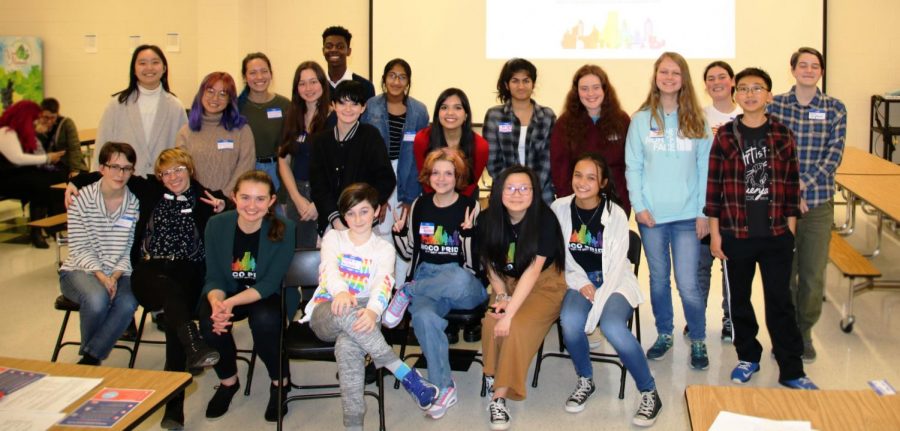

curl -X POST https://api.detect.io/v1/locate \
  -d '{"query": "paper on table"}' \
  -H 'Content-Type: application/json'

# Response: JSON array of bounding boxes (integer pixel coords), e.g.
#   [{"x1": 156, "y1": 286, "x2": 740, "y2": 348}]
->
[
  {"x1": 709, "y1": 411, "x2": 812, "y2": 431},
  {"x1": 0, "y1": 410, "x2": 65, "y2": 431},
  {"x1": 0, "y1": 376, "x2": 102, "y2": 413}
]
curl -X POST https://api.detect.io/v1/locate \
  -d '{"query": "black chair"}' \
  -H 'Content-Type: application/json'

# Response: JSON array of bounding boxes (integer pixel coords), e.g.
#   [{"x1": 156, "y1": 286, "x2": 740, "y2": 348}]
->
[
  {"x1": 391, "y1": 300, "x2": 489, "y2": 396},
  {"x1": 277, "y1": 248, "x2": 386, "y2": 431},
  {"x1": 50, "y1": 295, "x2": 150, "y2": 368},
  {"x1": 530, "y1": 230, "x2": 643, "y2": 399}
]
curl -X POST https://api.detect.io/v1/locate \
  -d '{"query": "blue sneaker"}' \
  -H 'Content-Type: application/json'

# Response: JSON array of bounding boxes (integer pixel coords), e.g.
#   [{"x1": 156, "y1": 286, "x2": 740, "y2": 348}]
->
[
  {"x1": 401, "y1": 369, "x2": 439, "y2": 410},
  {"x1": 383, "y1": 284, "x2": 411, "y2": 328},
  {"x1": 690, "y1": 341, "x2": 709, "y2": 370},
  {"x1": 646, "y1": 334, "x2": 673, "y2": 360},
  {"x1": 730, "y1": 361, "x2": 760, "y2": 384},
  {"x1": 780, "y1": 376, "x2": 819, "y2": 390}
]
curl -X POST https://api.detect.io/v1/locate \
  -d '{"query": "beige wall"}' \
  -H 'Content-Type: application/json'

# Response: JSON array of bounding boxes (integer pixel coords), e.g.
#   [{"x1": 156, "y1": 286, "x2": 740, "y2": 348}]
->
[{"x1": 2, "y1": 0, "x2": 897, "y2": 153}]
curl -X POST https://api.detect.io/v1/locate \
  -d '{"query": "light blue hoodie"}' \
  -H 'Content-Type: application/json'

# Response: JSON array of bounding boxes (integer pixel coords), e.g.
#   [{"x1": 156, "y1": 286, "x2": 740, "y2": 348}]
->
[{"x1": 625, "y1": 108, "x2": 712, "y2": 224}]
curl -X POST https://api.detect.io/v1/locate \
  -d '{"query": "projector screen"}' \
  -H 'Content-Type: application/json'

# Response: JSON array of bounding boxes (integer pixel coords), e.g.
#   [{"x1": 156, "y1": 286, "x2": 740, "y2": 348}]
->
[{"x1": 373, "y1": 0, "x2": 823, "y2": 124}]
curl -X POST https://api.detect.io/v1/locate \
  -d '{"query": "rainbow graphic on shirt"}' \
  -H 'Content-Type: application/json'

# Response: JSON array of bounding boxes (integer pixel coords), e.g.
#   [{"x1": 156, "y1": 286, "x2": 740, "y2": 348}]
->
[
  {"x1": 309, "y1": 253, "x2": 393, "y2": 312},
  {"x1": 504, "y1": 242, "x2": 516, "y2": 272},
  {"x1": 420, "y1": 225, "x2": 461, "y2": 256},
  {"x1": 231, "y1": 252, "x2": 256, "y2": 280},
  {"x1": 569, "y1": 224, "x2": 603, "y2": 254}
]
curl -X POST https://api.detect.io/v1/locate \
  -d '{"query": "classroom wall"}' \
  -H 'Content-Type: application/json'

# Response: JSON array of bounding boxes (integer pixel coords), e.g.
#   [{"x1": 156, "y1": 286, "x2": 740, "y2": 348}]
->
[{"x1": 1, "y1": 0, "x2": 897, "y2": 152}]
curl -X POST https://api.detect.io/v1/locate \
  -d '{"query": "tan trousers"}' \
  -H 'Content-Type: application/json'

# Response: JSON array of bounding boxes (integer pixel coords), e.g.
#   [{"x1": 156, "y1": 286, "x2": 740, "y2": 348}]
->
[{"x1": 482, "y1": 267, "x2": 567, "y2": 401}]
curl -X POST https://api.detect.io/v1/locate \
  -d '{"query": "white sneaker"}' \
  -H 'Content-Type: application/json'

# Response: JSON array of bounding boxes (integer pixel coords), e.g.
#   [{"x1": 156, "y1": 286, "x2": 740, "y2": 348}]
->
[
  {"x1": 427, "y1": 383, "x2": 457, "y2": 419},
  {"x1": 488, "y1": 398, "x2": 510, "y2": 430}
]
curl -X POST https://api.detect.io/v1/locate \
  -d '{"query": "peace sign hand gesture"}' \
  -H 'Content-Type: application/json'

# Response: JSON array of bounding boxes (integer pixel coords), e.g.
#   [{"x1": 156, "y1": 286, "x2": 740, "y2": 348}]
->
[
  {"x1": 392, "y1": 204, "x2": 408, "y2": 233},
  {"x1": 460, "y1": 206, "x2": 476, "y2": 230}
]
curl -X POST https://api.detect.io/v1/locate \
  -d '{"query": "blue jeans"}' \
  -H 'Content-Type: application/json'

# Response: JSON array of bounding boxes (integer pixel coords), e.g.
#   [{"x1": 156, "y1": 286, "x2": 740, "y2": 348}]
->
[
  {"x1": 256, "y1": 160, "x2": 280, "y2": 192},
  {"x1": 559, "y1": 280, "x2": 655, "y2": 392},
  {"x1": 407, "y1": 262, "x2": 488, "y2": 389},
  {"x1": 639, "y1": 219, "x2": 706, "y2": 340},
  {"x1": 59, "y1": 270, "x2": 137, "y2": 360}
]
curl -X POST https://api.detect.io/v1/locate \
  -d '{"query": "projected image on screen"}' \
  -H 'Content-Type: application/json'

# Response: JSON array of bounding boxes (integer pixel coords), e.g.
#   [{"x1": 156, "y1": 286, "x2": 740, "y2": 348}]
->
[{"x1": 486, "y1": 0, "x2": 735, "y2": 59}]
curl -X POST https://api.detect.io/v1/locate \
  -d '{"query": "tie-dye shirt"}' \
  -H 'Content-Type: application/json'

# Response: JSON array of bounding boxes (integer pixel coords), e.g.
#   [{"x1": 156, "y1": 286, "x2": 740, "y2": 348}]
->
[{"x1": 300, "y1": 229, "x2": 396, "y2": 322}]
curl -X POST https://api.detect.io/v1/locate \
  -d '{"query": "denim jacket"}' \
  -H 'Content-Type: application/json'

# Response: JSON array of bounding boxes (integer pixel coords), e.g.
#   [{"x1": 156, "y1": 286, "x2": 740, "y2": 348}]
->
[{"x1": 362, "y1": 94, "x2": 430, "y2": 204}]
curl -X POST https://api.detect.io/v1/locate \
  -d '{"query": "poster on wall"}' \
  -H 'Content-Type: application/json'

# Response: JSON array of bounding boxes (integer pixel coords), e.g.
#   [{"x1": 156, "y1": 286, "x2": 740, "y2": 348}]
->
[{"x1": 0, "y1": 36, "x2": 44, "y2": 115}]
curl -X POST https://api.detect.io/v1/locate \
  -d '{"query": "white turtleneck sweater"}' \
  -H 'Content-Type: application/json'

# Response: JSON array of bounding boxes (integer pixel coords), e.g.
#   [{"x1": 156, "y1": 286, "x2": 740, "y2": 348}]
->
[{"x1": 137, "y1": 84, "x2": 161, "y2": 145}]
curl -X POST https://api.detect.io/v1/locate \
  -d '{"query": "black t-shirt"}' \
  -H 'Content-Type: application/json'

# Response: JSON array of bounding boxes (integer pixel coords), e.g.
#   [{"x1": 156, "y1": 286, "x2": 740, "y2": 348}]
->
[
  {"x1": 500, "y1": 207, "x2": 561, "y2": 278},
  {"x1": 289, "y1": 131, "x2": 311, "y2": 182},
  {"x1": 414, "y1": 194, "x2": 473, "y2": 266},
  {"x1": 738, "y1": 120, "x2": 772, "y2": 238},
  {"x1": 232, "y1": 226, "x2": 261, "y2": 287},
  {"x1": 569, "y1": 199, "x2": 604, "y2": 273}
]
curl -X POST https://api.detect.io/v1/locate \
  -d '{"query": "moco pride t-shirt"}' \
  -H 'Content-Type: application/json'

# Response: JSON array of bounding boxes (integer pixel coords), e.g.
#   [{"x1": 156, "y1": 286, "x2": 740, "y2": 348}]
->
[
  {"x1": 414, "y1": 194, "x2": 474, "y2": 265},
  {"x1": 232, "y1": 226, "x2": 260, "y2": 287},
  {"x1": 568, "y1": 200, "x2": 604, "y2": 273},
  {"x1": 500, "y1": 206, "x2": 561, "y2": 278}
]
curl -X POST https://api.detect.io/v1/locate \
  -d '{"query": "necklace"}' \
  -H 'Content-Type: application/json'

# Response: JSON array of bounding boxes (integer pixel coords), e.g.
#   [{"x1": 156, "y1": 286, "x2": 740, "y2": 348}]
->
[{"x1": 575, "y1": 199, "x2": 602, "y2": 228}]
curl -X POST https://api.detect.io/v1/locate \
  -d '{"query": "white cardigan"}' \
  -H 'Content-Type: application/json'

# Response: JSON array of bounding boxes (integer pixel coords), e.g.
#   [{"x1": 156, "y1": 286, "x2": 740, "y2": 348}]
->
[
  {"x1": 94, "y1": 91, "x2": 187, "y2": 176},
  {"x1": 551, "y1": 194, "x2": 643, "y2": 332}
]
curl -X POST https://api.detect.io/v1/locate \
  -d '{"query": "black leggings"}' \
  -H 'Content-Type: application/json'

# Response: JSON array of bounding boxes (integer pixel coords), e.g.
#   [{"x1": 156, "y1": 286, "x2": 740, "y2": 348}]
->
[
  {"x1": 131, "y1": 259, "x2": 204, "y2": 373},
  {"x1": 199, "y1": 293, "x2": 288, "y2": 381}
]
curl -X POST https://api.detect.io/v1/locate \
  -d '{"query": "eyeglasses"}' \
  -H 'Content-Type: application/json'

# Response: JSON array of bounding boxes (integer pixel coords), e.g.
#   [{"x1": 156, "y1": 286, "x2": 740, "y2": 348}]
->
[
  {"x1": 735, "y1": 86, "x2": 768, "y2": 95},
  {"x1": 104, "y1": 163, "x2": 135, "y2": 175},
  {"x1": 502, "y1": 184, "x2": 533, "y2": 196},
  {"x1": 387, "y1": 72, "x2": 408, "y2": 83},
  {"x1": 159, "y1": 166, "x2": 188, "y2": 178},
  {"x1": 204, "y1": 87, "x2": 229, "y2": 101}
]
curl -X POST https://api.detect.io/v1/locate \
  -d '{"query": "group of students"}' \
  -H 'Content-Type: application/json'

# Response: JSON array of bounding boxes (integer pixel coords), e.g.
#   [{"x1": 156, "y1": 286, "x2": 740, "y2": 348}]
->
[{"x1": 0, "y1": 21, "x2": 847, "y2": 431}]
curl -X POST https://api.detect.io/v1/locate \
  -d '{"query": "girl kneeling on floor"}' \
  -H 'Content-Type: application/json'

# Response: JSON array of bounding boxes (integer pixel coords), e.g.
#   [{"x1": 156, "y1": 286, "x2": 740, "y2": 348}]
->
[
  {"x1": 301, "y1": 183, "x2": 438, "y2": 431},
  {"x1": 552, "y1": 153, "x2": 661, "y2": 426}
]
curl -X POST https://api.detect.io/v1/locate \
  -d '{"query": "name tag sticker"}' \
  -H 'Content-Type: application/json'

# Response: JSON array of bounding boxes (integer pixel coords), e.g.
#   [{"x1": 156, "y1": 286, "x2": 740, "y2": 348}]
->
[
  {"x1": 868, "y1": 380, "x2": 896, "y2": 396},
  {"x1": 498, "y1": 122, "x2": 513, "y2": 133},
  {"x1": 114, "y1": 215, "x2": 135, "y2": 228},
  {"x1": 419, "y1": 223, "x2": 435, "y2": 235},
  {"x1": 809, "y1": 110, "x2": 826, "y2": 120},
  {"x1": 266, "y1": 108, "x2": 283, "y2": 119},
  {"x1": 649, "y1": 128, "x2": 664, "y2": 138},
  {"x1": 180, "y1": 208, "x2": 193, "y2": 214},
  {"x1": 217, "y1": 140, "x2": 234, "y2": 150},
  {"x1": 340, "y1": 254, "x2": 364, "y2": 272},
  {"x1": 403, "y1": 132, "x2": 416, "y2": 142},
  {"x1": 296, "y1": 134, "x2": 306, "y2": 143}
]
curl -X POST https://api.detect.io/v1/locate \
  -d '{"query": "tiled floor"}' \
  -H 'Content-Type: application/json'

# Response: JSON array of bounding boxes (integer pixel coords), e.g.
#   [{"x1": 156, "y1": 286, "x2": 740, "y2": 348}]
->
[{"x1": 1, "y1": 199, "x2": 898, "y2": 430}]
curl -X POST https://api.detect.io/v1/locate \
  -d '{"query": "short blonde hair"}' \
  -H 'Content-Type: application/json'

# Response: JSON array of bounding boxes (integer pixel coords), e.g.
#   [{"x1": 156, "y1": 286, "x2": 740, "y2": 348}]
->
[{"x1": 155, "y1": 148, "x2": 196, "y2": 179}]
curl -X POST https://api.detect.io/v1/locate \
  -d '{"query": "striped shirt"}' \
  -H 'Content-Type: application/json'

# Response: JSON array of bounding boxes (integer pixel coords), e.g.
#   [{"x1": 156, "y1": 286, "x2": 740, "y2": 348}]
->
[
  {"x1": 768, "y1": 86, "x2": 846, "y2": 208},
  {"x1": 387, "y1": 113, "x2": 405, "y2": 160},
  {"x1": 60, "y1": 180, "x2": 140, "y2": 276}
]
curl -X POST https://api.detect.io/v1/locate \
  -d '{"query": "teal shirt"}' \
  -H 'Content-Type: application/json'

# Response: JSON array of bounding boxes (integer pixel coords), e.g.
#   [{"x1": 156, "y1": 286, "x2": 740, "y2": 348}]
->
[
  {"x1": 203, "y1": 211, "x2": 299, "y2": 318},
  {"x1": 625, "y1": 108, "x2": 712, "y2": 224}
]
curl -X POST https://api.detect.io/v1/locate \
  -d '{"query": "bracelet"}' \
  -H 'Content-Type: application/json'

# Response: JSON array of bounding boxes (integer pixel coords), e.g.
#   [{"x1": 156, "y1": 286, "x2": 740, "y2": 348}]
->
[{"x1": 495, "y1": 293, "x2": 510, "y2": 302}]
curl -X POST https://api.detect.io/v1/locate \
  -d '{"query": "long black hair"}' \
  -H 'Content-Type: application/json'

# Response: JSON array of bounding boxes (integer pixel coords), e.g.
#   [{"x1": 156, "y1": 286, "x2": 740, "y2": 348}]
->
[
  {"x1": 114, "y1": 45, "x2": 173, "y2": 104},
  {"x1": 479, "y1": 165, "x2": 564, "y2": 276},
  {"x1": 429, "y1": 88, "x2": 476, "y2": 184}
]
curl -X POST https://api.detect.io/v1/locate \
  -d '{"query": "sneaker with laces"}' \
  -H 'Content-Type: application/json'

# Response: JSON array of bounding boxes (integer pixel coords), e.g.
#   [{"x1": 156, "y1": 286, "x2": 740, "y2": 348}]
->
[
  {"x1": 730, "y1": 361, "x2": 760, "y2": 384},
  {"x1": 632, "y1": 388, "x2": 662, "y2": 427},
  {"x1": 564, "y1": 376, "x2": 595, "y2": 413},
  {"x1": 383, "y1": 284, "x2": 411, "y2": 328},
  {"x1": 646, "y1": 334, "x2": 673, "y2": 360},
  {"x1": 205, "y1": 381, "x2": 241, "y2": 419},
  {"x1": 400, "y1": 369, "x2": 438, "y2": 410},
  {"x1": 690, "y1": 340, "x2": 709, "y2": 370},
  {"x1": 780, "y1": 376, "x2": 819, "y2": 390},
  {"x1": 484, "y1": 375, "x2": 495, "y2": 399},
  {"x1": 721, "y1": 317, "x2": 733, "y2": 343},
  {"x1": 427, "y1": 382, "x2": 458, "y2": 419},
  {"x1": 488, "y1": 398, "x2": 510, "y2": 430},
  {"x1": 801, "y1": 340, "x2": 816, "y2": 363}
]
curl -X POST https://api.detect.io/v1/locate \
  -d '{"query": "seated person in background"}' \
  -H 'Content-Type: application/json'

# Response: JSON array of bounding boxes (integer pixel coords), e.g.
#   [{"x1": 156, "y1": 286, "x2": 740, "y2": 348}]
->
[
  {"x1": 302, "y1": 183, "x2": 439, "y2": 430},
  {"x1": 383, "y1": 148, "x2": 487, "y2": 419},
  {"x1": 321, "y1": 25, "x2": 375, "y2": 102},
  {"x1": 0, "y1": 100, "x2": 65, "y2": 248},
  {"x1": 36, "y1": 98, "x2": 87, "y2": 179},
  {"x1": 199, "y1": 170, "x2": 296, "y2": 422},
  {"x1": 66, "y1": 147, "x2": 227, "y2": 429},
  {"x1": 58, "y1": 142, "x2": 140, "y2": 366},
  {"x1": 309, "y1": 80, "x2": 396, "y2": 234},
  {"x1": 552, "y1": 153, "x2": 660, "y2": 426}
]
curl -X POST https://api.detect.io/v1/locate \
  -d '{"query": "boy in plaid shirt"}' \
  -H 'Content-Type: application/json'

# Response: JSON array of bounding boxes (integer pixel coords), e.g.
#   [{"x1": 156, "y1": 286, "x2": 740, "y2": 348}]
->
[{"x1": 706, "y1": 68, "x2": 817, "y2": 390}]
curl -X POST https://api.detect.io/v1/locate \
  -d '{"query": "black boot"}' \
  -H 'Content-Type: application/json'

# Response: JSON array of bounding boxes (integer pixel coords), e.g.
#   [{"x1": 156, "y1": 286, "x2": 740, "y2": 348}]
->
[
  {"x1": 177, "y1": 321, "x2": 220, "y2": 369},
  {"x1": 161, "y1": 391, "x2": 185, "y2": 430},
  {"x1": 29, "y1": 207, "x2": 49, "y2": 249},
  {"x1": 264, "y1": 382, "x2": 290, "y2": 422},
  {"x1": 464, "y1": 323, "x2": 482, "y2": 342}
]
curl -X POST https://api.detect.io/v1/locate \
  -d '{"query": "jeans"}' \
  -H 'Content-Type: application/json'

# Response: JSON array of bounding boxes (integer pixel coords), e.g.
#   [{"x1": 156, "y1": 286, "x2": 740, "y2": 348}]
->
[
  {"x1": 790, "y1": 200, "x2": 833, "y2": 341},
  {"x1": 559, "y1": 275, "x2": 655, "y2": 392},
  {"x1": 407, "y1": 262, "x2": 488, "y2": 389},
  {"x1": 255, "y1": 160, "x2": 281, "y2": 192},
  {"x1": 639, "y1": 219, "x2": 706, "y2": 340},
  {"x1": 59, "y1": 270, "x2": 138, "y2": 360}
]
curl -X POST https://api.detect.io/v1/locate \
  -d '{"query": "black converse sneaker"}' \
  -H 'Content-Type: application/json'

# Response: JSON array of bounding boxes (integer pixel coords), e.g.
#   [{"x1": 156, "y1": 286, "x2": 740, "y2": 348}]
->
[
  {"x1": 632, "y1": 388, "x2": 662, "y2": 427},
  {"x1": 564, "y1": 376, "x2": 595, "y2": 413},
  {"x1": 488, "y1": 398, "x2": 510, "y2": 430}
]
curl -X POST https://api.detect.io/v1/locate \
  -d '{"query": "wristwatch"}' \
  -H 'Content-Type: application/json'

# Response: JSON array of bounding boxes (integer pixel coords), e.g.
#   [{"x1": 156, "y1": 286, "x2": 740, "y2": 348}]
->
[{"x1": 495, "y1": 293, "x2": 510, "y2": 302}]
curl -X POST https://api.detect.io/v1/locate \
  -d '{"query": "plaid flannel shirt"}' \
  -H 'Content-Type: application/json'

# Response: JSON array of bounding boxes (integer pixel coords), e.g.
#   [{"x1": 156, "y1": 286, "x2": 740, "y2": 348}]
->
[
  {"x1": 767, "y1": 86, "x2": 846, "y2": 208},
  {"x1": 483, "y1": 101, "x2": 556, "y2": 203},
  {"x1": 705, "y1": 116, "x2": 801, "y2": 239}
]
